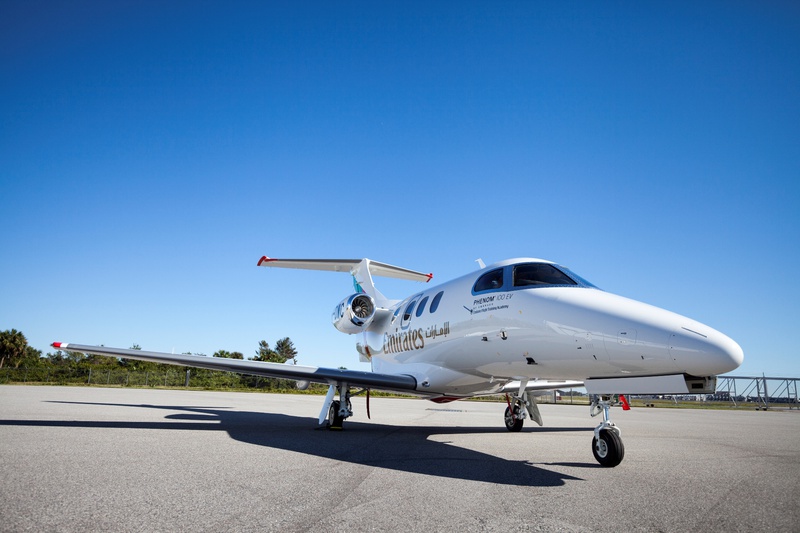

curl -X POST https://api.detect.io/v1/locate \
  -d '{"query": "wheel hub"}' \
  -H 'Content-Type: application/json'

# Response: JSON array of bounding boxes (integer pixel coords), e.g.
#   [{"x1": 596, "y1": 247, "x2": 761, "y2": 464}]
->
[{"x1": 595, "y1": 439, "x2": 608, "y2": 458}]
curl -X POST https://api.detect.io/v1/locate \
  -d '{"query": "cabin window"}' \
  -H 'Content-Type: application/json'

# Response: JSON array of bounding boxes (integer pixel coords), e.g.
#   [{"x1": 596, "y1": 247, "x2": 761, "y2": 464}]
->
[
  {"x1": 416, "y1": 296, "x2": 429, "y2": 317},
  {"x1": 473, "y1": 268, "x2": 504, "y2": 293},
  {"x1": 513, "y1": 263, "x2": 578, "y2": 287},
  {"x1": 429, "y1": 291, "x2": 444, "y2": 313}
]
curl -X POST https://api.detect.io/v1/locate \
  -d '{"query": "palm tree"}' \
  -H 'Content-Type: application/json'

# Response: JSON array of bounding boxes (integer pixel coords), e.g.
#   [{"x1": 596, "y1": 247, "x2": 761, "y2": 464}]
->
[{"x1": 0, "y1": 329, "x2": 27, "y2": 369}]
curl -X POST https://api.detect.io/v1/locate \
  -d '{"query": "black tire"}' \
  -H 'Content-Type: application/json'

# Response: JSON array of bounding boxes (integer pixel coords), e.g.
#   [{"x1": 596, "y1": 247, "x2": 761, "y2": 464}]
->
[
  {"x1": 328, "y1": 400, "x2": 344, "y2": 429},
  {"x1": 504, "y1": 405, "x2": 524, "y2": 432},
  {"x1": 592, "y1": 429, "x2": 625, "y2": 467}
]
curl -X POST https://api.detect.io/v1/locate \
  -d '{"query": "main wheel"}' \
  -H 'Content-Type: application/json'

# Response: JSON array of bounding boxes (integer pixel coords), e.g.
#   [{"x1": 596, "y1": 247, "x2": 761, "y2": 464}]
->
[
  {"x1": 592, "y1": 429, "x2": 625, "y2": 467},
  {"x1": 328, "y1": 400, "x2": 344, "y2": 430},
  {"x1": 504, "y1": 405, "x2": 524, "y2": 432}
]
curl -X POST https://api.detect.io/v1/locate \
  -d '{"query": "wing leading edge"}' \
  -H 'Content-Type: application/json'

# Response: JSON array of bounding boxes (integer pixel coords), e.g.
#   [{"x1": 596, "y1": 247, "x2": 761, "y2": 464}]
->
[{"x1": 50, "y1": 343, "x2": 417, "y2": 392}]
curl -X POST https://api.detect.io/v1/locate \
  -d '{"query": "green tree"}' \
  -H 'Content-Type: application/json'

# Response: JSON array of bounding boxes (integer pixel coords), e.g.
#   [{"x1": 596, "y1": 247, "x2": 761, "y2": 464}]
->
[
  {"x1": 47, "y1": 350, "x2": 67, "y2": 366},
  {"x1": 274, "y1": 337, "x2": 298, "y2": 365},
  {"x1": 64, "y1": 350, "x2": 86, "y2": 365},
  {"x1": 21, "y1": 346, "x2": 43, "y2": 368},
  {"x1": 251, "y1": 338, "x2": 297, "y2": 364},
  {"x1": 0, "y1": 329, "x2": 28, "y2": 369},
  {"x1": 251, "y1": 340, "x2": 279, "y2": 362},
  {"x1": 213, "y1": 350, "x2": 244, "y2": 359}
]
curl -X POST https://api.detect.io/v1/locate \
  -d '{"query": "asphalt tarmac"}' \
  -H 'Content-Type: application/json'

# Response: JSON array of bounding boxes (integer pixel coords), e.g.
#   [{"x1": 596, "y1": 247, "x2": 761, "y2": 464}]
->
[{"x1": 1, "y1": 385, "x2": 797, "y2": 532}]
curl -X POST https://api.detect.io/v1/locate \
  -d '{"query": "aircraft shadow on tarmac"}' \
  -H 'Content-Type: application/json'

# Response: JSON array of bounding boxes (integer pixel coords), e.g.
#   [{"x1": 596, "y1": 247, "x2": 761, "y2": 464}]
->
[{"x1": 3, "y1": 400, "x2": 600, "y2": 487}]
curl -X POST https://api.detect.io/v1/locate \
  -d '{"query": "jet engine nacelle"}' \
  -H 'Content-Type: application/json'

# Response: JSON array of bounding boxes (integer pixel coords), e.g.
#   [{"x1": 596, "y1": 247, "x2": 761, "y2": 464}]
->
[{"x1": 332, "y1": 293, "x2": 376, "y2": 334}]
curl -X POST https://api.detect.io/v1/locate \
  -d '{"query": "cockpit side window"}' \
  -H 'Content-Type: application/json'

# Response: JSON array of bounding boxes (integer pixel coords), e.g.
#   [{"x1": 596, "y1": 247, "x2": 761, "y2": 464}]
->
[
  {"x1": 513, "y1": 263, "x2": 578, "y2": 287},
  {"x1": 400, "y1": 297, "x2": 420, "y2": 330},
  {"x1": 403, "y1": 300, "x2": 418, "y2": 321},
  {"x1": 473, "y1": 268, "x2": 505, "y2": 293}
]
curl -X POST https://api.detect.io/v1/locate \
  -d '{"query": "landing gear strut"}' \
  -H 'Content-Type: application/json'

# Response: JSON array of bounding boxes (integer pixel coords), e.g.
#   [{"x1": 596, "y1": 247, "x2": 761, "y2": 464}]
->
[
  {"x1": 322, "y1": 383, "x2": 352, "y2": 430},
  {"x1": 503, "y1": 384, "x2": 543, "y2": 432},
  {"x1": 589, "y1": 395, "x2": 625, "y2": 467}
]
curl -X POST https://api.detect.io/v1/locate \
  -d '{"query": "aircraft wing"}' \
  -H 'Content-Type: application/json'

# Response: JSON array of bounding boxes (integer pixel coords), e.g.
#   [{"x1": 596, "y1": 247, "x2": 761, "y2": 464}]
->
[{"x1": 50, "y1": 343, "x2": 418, "y2": 392}]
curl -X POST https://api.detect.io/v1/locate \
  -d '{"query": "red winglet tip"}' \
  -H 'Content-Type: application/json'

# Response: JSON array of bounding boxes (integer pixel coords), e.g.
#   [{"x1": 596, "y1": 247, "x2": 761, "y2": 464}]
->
[
  {"x1": 52, "y1": 342, "x2": 63, "y2": 348},
  {"x1": 257, "y1": 256, "x2": 273, "y2": 266},
  {"x1": 426, "y1": 273, "x2": 434, "y2": 282}
]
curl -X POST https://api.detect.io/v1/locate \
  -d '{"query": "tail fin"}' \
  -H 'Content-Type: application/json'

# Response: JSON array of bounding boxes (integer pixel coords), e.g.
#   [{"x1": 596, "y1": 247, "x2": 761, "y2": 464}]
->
[{"x1": 257, "y1": 257, "x2": 432, "y2": 306}]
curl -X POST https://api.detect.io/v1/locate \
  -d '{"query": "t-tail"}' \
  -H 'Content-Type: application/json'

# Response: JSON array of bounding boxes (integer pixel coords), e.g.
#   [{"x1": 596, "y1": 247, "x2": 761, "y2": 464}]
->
[{"x1": 257, "y1": 256, "x2": 432, "y2": 334}]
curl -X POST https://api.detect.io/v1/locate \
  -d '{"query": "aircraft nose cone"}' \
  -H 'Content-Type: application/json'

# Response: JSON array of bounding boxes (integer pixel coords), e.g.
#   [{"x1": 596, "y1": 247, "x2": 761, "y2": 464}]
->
[
  {"x1": 669, "y1": 326, "x2": 744, "y2": 375},
  {"x1": 718, "y1": 334, "x2": 744, "y2": 371}
]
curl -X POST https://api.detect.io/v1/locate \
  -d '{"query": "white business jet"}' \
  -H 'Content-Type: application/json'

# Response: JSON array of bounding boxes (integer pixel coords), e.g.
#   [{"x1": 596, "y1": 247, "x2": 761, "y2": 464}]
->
[{"x1": 53, "y1": 256, "x2": 743, "y2": 467}]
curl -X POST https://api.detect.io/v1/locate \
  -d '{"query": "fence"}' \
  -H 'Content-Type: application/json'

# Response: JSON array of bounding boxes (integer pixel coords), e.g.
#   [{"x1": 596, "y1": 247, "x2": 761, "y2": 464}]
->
[{"x1": 713, "y1": 375, "x2": 800, "y2": 409}]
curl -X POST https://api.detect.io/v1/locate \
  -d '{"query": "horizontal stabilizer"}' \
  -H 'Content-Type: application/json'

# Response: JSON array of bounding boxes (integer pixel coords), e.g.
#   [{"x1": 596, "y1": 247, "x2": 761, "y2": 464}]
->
[{"x1": 257, "y1": 257, "x2": 432, "y2": 283}]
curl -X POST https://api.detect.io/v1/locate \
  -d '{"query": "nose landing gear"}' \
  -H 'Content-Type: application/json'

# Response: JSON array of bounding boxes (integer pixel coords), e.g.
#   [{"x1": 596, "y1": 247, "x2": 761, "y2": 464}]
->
[{"x1": 590, "y1": 395, "x2": 625, "y2": 467}]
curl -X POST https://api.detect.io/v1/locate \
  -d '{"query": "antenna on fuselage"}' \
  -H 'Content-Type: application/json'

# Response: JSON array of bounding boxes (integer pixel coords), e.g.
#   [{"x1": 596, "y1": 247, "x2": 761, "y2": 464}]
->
[{"x1": 475, "y1": 258, "x2": 486, "y2": 269}]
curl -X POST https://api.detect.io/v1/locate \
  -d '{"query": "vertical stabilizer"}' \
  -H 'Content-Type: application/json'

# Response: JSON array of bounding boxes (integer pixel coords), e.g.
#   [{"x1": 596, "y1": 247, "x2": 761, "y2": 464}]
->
[{"x1": 352, "y1": 259, "x2": 389, "y2": 306}]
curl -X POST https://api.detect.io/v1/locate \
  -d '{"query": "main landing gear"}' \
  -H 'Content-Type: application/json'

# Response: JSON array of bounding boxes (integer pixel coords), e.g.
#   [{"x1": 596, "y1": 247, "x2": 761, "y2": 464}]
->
[
  {"x1": 327, "y1": 398, "x2": 351, "y2": 429},
  {"x1": 589, "y1": 395, "x2": 625, "y2": 467},
  {"x1": 503, "y1": 389, "x2": 543, "y2": 432},
  {"x1": 320, "y1": 383, "x2": 358, "y2": 430}
]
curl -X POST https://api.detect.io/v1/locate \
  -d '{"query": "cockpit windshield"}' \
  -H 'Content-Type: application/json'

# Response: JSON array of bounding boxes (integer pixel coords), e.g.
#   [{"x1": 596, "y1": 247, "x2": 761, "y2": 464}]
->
[
  {"x1": 557, "y1": 266, "x2": 598, "y2": 289},
  {"x1": 512, "y1": 263, "x2": 598, "y2": 289},
  {"x1": 471, "y1": 261, "x2": 600, "y2": 294}
]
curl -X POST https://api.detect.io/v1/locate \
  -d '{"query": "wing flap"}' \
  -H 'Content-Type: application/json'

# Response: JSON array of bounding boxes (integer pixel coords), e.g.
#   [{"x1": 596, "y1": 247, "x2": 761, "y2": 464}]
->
[{"x1": 51, "y1": 343, "x2": 417, "y2": 391}]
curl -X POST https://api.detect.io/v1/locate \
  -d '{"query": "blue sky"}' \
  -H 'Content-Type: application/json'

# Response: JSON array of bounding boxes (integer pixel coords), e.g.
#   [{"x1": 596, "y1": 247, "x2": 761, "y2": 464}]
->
[{"x1": 2, "y1": 2, "x2": 798, "y2": 377}]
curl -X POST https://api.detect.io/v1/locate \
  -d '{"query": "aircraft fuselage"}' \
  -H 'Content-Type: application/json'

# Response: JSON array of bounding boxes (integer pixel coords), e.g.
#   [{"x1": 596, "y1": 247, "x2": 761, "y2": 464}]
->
[{"x1": 363, "y1": 258, "x2": 743, "y2": 397}]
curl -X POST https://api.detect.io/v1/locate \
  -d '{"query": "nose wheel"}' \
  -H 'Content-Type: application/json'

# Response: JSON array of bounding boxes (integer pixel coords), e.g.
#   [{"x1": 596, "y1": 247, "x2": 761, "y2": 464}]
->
[
  {"x1": 589, "y1": 395, "x2": 625, "y2": 467},
  {"x1": 592, "y1": 428, "x2": 624, "y2": 467}
]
